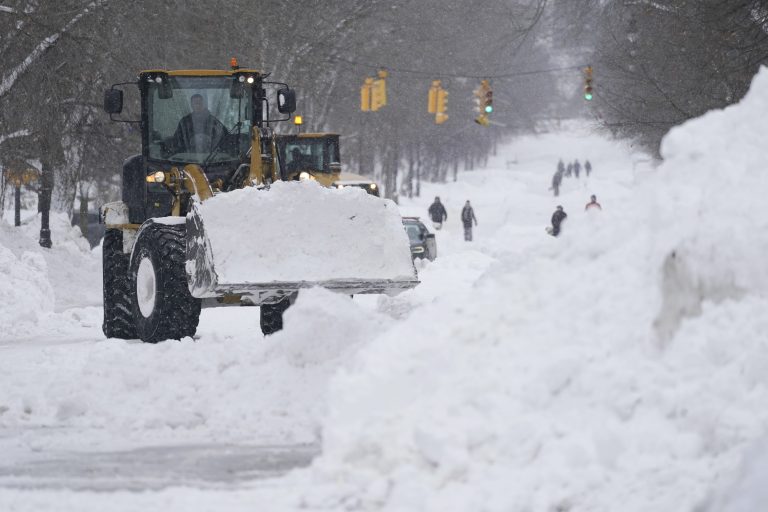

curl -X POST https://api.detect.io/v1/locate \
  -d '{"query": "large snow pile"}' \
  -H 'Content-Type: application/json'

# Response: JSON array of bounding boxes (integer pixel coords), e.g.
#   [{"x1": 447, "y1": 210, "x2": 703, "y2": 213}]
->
[
  {"x1": 283, "y1": 70, "x2": 768, "y2": 510},
  {"x1": 194, "y1": 181, "x2": 414, "y2": 283},
  {"x1": 0, "y1": 236, "x2": 53, "y2": 336},
  {"x1": 0, "y1": 212, "x2": 100, "y2": 341}
]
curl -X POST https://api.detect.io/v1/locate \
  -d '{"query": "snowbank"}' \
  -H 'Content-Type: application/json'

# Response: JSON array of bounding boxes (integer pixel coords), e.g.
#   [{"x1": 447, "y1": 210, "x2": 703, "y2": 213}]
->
[
  {"x1": 0, "y1": 242, "x2": 53, "y2": 334},
  {"x1": 194, "y1": 181, "x2": 414, "y2": 283},
  {"x1": 0, "y1": 288, "x2": 383, "y2": 448},
  {"x1": 0, "y1": 212, "x2": 100, "y2": 340},
  {"x1": 285, "y1": 69, "x2": 768, "y2": 511}
]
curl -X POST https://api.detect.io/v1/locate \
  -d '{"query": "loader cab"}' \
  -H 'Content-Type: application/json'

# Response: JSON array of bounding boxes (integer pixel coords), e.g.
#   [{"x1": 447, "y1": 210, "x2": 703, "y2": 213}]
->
[
  {"x1": 104, "y1": 67, "x2": 296, "y2": 224},
  {"x1": 141, "y1": 71, "x2": 261, "y2": 182},
  {"x1": 275, "y1": 133, "x2": 341, "y2": 186}
]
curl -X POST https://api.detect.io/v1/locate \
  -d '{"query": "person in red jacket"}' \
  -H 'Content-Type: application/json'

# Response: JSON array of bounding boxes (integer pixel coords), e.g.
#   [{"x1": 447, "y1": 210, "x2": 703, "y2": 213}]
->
[{"x1": 585, "y1": 194, "x2": 602, "y2": 211}]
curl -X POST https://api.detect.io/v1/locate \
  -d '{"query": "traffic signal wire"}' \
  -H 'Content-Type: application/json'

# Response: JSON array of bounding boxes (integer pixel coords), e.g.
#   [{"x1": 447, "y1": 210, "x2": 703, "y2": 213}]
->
[{"x1": 329, "y1": 55, "x2": 589, "y2": 81}]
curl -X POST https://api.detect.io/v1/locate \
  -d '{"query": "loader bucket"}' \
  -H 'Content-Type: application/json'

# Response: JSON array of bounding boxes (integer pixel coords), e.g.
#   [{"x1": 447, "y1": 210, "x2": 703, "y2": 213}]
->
[{"x1": 185, "y1": 181, "x2": 418, "y2": 304}]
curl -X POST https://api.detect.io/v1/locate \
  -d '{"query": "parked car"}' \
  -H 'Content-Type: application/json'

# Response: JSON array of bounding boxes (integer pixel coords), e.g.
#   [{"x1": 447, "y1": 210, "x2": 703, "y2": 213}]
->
[{"x1": 402, "y1": 216, "x2": 436, "y2": 261}]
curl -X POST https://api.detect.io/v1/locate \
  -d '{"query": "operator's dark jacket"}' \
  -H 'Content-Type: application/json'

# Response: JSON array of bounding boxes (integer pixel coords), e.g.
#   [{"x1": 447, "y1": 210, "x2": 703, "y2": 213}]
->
[
  {"x1": 172, "y1": 112, "x2": 227, "y2": 153},
  {"x1": 428, "y1": 201, "x2": 448, "y2": 223},
  {"x1": 461, "y1": 205, "x2": 477, "y2": 227}
]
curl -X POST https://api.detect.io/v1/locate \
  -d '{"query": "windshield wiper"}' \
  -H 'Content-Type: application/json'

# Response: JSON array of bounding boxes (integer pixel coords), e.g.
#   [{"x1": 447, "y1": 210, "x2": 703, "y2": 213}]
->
[{"x1": 201, "y1": 121, "x2": 242, "y2": 172}]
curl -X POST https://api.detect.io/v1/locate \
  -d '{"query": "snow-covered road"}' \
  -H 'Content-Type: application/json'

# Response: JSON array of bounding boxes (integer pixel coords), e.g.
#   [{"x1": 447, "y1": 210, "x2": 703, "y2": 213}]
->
[{"x1": 3, "y1": 68, "x2": 768, "y2": 510}]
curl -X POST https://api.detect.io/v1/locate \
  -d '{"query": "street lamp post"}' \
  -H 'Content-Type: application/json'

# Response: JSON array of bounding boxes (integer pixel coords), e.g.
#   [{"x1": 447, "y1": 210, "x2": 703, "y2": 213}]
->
[{"x1": 3, "y1": 165, "x2": 39, "y2": 228}]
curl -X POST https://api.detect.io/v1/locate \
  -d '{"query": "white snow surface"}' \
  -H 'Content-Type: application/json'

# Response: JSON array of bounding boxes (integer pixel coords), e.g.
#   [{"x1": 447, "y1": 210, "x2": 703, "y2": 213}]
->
[
  {"x1": 0, "y1": 211, "x2": 100, "y2": 341},
  {"x1": 195, "y1": 180, "x2": 415, "y2": 283},
  {"x1": 3, "y1": 69, "x2": 768, "y2": 510}
]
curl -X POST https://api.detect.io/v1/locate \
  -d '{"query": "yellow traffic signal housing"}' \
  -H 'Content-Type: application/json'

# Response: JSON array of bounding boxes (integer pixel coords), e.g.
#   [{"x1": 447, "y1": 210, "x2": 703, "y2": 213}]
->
[
  {"x1": 474, "y1": 114, "x2": 489, "y2": 126},
  {"x1": 371, "y1": 77, "x2": 386, "y2": 111},
  {"x1": 436, "y1": 112, "x2": 448, "y2": 125},
  {"x1": 428, "y1": 80, "x2": 441, "y2": 114},
  {"x1": 361, "y1": 77, "x2": 373, "y2": 112},
  {"x1": 436, "y1": 88, "x2": 448, "y2": 114},
  {"x1": 370, "y1": 69, "x2": 388, "y2": 111}
]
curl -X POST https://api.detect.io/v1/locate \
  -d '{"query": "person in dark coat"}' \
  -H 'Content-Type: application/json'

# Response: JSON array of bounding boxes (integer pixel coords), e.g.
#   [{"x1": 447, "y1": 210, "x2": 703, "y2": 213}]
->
[
  {"x1": 585, "y1": 160, "x2": 592, "y2": 177},
  {"x1": 461, "y1": 200, "x2": 478, "y2": 241},
  {"x1": 551, "y1": 169, "x2": 563, "y2": 197},
  {"x1": 557, "y1": 159, "x2": 565, "y2": 175},
  {"x1": 428, "y1": 196, "x2": 448, "y2": 229},
  {"x1": 574, "y1": 159, "x2": 581, "y2": 179},
  {"x1": 565, "y1": 162, "x2": 573, "y2": 177},
  {"x1": 550, "y1": 205, "x2": 567, "y2": 236},
  {"x1": 172, "y1": 94, "x2": 228, "y2": 154}
]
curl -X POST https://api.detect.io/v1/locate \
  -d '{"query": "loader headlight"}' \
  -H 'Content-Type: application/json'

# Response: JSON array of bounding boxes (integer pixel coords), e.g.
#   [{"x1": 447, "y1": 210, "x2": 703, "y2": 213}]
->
[
  {"x1": 337, "y1": 184, "x2": 344, "y2": 189},
  {"x1": 299, "y1": 172, "x2": 310, "y2": 181},
  {"x1": 146, "y1": 171, "x2": 165, "y2": 183},
  {"x1": 369, "y1": 183, "x2": 377, "y2": 190},
  {"x1": 412, "y1": 246, "x2": 425, "y2": 253}
]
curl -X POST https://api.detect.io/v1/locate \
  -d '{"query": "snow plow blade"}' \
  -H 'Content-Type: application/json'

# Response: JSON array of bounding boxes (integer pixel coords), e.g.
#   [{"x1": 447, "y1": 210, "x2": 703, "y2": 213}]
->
[{"x1": 184, "y1": 181, "x2": 418, "y2": 304}]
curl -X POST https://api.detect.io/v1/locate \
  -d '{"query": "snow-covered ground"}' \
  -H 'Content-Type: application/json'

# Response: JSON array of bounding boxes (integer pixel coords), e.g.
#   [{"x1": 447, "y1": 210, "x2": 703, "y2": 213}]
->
[{"x1": 3, "y1": 70, "x2": 768, "y2": 511}]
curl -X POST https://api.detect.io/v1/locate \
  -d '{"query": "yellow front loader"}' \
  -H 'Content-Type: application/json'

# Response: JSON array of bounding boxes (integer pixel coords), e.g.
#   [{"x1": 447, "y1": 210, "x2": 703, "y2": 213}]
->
[{"x1": 100, "y1": 66, "x2": 417, "y2": 342}]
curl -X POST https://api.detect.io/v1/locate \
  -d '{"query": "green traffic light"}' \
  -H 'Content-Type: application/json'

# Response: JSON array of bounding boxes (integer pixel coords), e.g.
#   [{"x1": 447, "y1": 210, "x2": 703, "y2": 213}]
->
[
  {"x1": 484, "y1": 105, "x2": 493, "y2": 113},
  {"x1": 584, "y1": 93, "x2": 593, "y2": 101}
]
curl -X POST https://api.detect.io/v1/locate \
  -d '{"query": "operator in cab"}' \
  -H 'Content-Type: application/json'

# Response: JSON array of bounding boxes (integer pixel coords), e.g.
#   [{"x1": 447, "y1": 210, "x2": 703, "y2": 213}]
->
[{"x1": 172, "y1": 93, "x2": 228, "y2": 154}]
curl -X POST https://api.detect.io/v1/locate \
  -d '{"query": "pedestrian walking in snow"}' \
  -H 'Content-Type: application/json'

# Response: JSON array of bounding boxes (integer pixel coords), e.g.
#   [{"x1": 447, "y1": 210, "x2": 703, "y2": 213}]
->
[
  {"x1": 565, "y1": 162, "x2": 573, "y2": 177},
  {"x1": 549, "y1": 205, "x2": 567, "y2": 237},
  {"x1": 428, "y1": 196, "x2": 448, "y2": 230},
  {"x1": 585, "y1": 160, "x2": 592, "y2": 177},
  {"x1": 461, "y1": 201, "x2": 478, "y2": 241},
  {"x1": 557, "y1": 159, "x2": 565, "y2": 176},
  {"x1": 551, "y1": 169, "x2": 563, "y2": 197},
  {"x1": 574, "y1": 159, "x2": 581, "y2": 179},
  {"x1": 585, "y1": 194, "x2": 602, "y2": 211}
]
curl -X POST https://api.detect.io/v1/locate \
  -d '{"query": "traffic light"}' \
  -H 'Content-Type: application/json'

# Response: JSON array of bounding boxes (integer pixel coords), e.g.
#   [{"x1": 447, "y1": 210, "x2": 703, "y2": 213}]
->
[
  {"x1": 584, "y1": 66, "x2": 593, "y2": 101},
  {"x1": 428, "y1": 80, "x2": 448, "y2": 124},
  {"x1": 371, "y1": 69, "x2": 388, "y2": 111},
  {"x1": 484, "y1": 88, "x2": 493, "y2": 113},
  {"x1": 361, "y1": 69, "x2": 388, "y2": 112},
  {"x1": 474, "y1": 79, "x2": 491, "y2": 126},
  {"x1": 428, "y1": 80, "x2": 440, "y2": 114},
  {"x1": 436, "y1": 85, "x2": 448, "y2": 124},
  {"x1": 361, "y1": 77, "x2": 373, "y2": 111},
  {"x1": 436, "y1": 87, "x2": 448, "y2": 114}
]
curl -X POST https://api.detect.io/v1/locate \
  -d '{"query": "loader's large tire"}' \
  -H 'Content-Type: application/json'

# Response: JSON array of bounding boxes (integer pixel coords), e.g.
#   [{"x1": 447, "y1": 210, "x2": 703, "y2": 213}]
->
[
  {"x1": 130, "y1": 223, "x2": 201, "y2": 343},
  {"x1": 260, "y1": 297, "x2": 292, "y2": 336},
  {"x1": 102, "y1": 229, "x2": 137, "y2": 339}
]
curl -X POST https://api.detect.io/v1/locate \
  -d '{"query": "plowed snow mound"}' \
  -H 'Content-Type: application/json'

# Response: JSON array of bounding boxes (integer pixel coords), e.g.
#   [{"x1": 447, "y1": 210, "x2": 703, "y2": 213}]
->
[
  {"x1": 287, "y1": 68, "x2": 768, "y2": 511},
  {"x1": 0, "y1": 212, "x2": 99, "y2": 340},
  {"x1": 195, "y1": 181, "x2": 414, "y2": 283}
]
